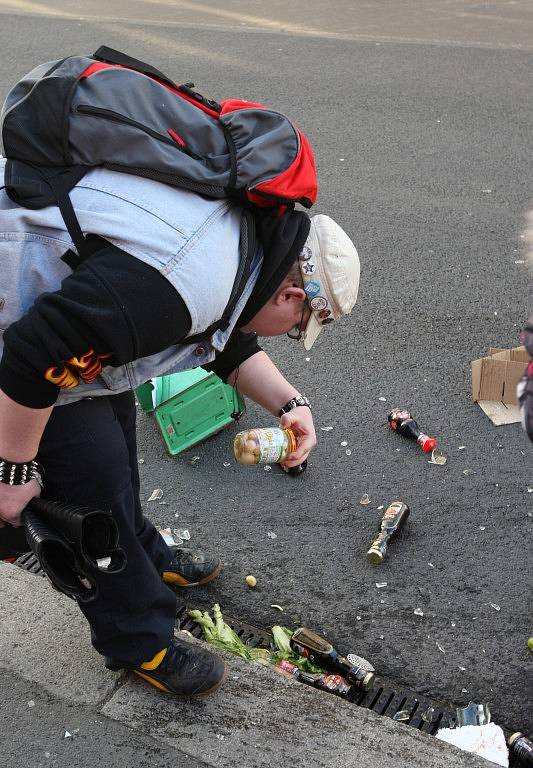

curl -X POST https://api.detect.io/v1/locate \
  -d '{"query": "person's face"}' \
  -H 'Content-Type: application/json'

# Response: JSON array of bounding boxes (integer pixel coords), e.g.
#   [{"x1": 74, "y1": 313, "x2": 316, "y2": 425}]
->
[{"x1": 240, "y1": 282, "x2": 311, "y2": 338}]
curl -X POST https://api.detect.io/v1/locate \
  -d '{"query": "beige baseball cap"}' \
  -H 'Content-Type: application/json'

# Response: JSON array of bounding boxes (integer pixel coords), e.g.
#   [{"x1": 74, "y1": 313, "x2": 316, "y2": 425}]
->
[{"x1": 298, "y1": 214, "x2": 360, "y2": 350}]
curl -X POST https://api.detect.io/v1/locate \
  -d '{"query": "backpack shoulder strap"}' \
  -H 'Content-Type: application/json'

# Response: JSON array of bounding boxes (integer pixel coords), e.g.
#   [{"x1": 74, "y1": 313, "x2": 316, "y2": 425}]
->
[
  {"x1": 93, "y1": 46, "x2": 177, "y2": 90},
  {"x1": 187, "y1": 209, "x2": 256, "y2": 343},
  {"x1": 5, "y1": 160, "x2": 90, "y2": 261}
]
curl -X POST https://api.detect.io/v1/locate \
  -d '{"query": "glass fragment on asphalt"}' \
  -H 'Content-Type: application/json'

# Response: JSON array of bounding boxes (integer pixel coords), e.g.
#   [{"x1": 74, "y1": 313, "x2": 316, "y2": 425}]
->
[
  {"x1": 96, "y1": 557, "x2": 111, "y2": 570},
  {"x1": 341, "y1": 440, "x2": 348, "y2": 446},
  {"x1": 463, "y1": 469, "x2": 475, "y2": 476},
  {"x1": 223, "y1": 462, "x2": 231, "y2": 467},
  {"x1": 376, "y1": 582, "x2": 387, "y2": 588},
  {"x1": 138, "y1": 458, "x2": 145, "y2": 464},
  {"x1": 270, "y1": 604, "x2": 284, "y2": 611},
  {"x1": 346, "y1": 449, "x2": 352, "y2": 456},
  {"x1": 267, "y1": 531, "x2": 277, "y2": 539},
  {"x1": 428, "y1": 449, "x2": 447, "y2": 465},
  {"x1": 148, "y1": 488, "x2": 163, "y2": 501},
  {"x1": 436, "y1": 641, "x2": 445, "y2": 653},
  {"x1": 414, "y1": 608, "x2": 424, "y2": 616},
  {"x1": 264, "y1": 465, "x2": 272, "y2": 472},
  {"x1": 490, "y1": 603, "x2": 501, "y2": 612},
  {"x1": 321, "y1": 426, "x2": 333, "y2": 431},
  {"x1": 173, "y1": 529, "x2": 190, "y2": 541},
  {"x1": 455, "y1": 702, "x2": 491, "y2": 726},
  {"x1": 359, "y1": 494, "x2": 371, "y2": 505}
]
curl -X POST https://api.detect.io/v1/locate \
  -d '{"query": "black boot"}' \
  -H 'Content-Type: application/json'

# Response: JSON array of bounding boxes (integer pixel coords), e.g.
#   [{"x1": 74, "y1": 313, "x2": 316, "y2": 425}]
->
[{"x1": 133, "y1": 637, "x2": 227, "y2": 697}]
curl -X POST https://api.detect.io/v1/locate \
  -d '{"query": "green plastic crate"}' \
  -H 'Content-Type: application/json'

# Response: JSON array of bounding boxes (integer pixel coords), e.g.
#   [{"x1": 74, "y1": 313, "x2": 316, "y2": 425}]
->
[{"x1": 135, "y1": 369, "x2": 245, "y2": 456}]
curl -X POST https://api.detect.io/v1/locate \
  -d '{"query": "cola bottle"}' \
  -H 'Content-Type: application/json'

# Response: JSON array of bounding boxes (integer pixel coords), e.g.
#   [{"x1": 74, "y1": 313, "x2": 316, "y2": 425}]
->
[{"x1": 388, "y1": 408, "x2": 436, "y2": 453}]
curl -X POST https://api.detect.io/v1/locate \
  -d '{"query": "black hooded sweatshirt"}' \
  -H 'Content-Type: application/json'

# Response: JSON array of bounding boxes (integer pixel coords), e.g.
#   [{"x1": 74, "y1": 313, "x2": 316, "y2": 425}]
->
[{"x1": 0, "y1": 209, "x2": 310, "y2": 409}]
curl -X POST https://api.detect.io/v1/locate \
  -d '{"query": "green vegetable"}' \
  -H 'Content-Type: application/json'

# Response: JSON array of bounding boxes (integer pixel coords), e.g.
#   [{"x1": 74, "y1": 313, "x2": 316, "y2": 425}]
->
[
  {"x1": 188, "y1": 604, "x2": 271, "y2": 663},
  {"x1": 188, "y1": 606, "x2": 326, "y2": 673}
]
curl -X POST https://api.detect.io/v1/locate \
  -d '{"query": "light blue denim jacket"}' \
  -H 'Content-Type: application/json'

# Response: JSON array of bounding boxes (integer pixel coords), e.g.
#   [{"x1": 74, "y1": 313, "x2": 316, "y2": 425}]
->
[{"x1": 0, "y1": 159, "x2": 262, "y2": 404}]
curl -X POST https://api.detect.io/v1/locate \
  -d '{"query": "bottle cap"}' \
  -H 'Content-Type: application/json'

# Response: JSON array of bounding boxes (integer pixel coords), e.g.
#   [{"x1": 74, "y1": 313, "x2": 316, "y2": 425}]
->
[
  {"x1": 367, "y1": 547, "x2": 384, "y2": 565},
  {"x1": 418, "y1": 435, "x2": 437, "y2": 453}
]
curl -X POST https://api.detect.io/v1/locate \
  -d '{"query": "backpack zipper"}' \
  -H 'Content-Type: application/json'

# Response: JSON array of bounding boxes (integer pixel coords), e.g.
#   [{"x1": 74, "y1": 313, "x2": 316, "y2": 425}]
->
[{"x1": 75, "y1": 105, "x2": 203, "y2": 161}]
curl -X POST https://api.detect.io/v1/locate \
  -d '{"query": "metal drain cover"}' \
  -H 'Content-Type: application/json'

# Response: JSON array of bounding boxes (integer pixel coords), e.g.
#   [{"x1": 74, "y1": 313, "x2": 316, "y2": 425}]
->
[
  {"x1": 14, "y1": 552, "x2": 457, "y2": 734},
  {"x1": 176, "y1": 604, "x2": 456, "y2": 734}
]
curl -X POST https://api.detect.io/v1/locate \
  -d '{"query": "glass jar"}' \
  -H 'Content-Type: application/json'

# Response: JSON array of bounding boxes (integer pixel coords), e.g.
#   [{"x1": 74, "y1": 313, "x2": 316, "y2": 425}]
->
[{"x1": 233, "y1": 427, "x2": 297, "y2": 465}]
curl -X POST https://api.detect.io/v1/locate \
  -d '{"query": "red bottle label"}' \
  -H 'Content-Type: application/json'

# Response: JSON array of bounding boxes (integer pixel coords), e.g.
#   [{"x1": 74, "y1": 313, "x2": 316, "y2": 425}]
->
[{"x1": 323, "y1": 674, "x2": 350, "y2": 694}]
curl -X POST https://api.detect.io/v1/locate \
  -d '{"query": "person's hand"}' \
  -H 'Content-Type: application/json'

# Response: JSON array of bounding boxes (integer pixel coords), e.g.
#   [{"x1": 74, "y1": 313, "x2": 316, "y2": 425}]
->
[
  {"x1": 0, "y1": 480, "x2": 41, "y2": 528},
  {"x1": 279, "y1": 407, "x2": 317, "y2": 467}
]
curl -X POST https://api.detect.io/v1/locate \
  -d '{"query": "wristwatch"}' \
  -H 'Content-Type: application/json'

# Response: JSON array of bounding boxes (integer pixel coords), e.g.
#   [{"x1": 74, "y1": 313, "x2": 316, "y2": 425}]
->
[
  {"x1": 0, "y1": 458, "x2": 43, "y2": 487},
  {"x1": 278, "y1": 395, "x2": 311, "y2": 416}
]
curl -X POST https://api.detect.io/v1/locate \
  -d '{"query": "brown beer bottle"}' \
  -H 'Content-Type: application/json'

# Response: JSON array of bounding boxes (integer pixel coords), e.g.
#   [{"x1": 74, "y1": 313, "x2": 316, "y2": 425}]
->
[{"x1": 367, "y1": 501, "x2": 410, "y2": 565}]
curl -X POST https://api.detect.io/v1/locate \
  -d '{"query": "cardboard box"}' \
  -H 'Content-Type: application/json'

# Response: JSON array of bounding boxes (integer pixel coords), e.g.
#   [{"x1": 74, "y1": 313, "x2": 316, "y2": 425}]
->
[{"x1": 471, "y1": 346, "x2": 529, "y2": 425}]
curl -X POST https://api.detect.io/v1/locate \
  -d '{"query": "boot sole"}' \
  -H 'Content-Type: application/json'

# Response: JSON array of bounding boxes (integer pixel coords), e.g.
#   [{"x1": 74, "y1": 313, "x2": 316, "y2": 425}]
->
[
  {"x1": 133, "y1": 661, "x2": 228, "y2": 698},
  {"x1": 162, "y1": 562, "x2": 223, "y2": 588}
]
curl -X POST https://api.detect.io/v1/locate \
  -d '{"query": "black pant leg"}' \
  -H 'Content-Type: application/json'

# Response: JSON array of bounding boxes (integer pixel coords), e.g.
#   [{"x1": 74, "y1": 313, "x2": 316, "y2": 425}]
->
[
  {"x1": 37, "y1": 395, "x2": 176, "y2": 666},
  {"x1": 108, "y1": 391, "x2": 172, "y2": 572}
]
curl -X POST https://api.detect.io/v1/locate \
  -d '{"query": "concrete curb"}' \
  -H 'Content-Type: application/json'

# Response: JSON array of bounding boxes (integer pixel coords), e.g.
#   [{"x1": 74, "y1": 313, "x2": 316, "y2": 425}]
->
[{"x1": 1, "y1": 562, "x2": 492, "y2": 767}]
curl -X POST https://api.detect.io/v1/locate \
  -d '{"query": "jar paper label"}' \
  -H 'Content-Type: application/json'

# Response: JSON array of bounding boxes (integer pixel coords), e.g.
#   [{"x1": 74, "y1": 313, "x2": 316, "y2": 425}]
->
[{"x1": 256, "y1": 429, "x2": 286, "y2": 463}]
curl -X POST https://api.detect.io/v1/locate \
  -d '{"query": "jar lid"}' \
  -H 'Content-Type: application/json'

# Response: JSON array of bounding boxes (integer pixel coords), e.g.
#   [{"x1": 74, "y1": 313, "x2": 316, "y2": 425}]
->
[{"x1": 285, "y1": 428, "x2": 297, "y2": 454}]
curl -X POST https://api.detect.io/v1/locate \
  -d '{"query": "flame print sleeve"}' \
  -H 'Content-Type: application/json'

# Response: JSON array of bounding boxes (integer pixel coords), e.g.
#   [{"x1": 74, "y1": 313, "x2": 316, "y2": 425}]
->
[{"x1": 0, "y1": 241, "x2": 192, "y2": 408}]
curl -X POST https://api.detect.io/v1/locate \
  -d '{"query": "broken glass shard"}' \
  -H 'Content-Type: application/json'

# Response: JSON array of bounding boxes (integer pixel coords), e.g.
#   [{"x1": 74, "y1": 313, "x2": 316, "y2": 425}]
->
[
  {"x1": 422, "y1": 706, "x2": 435, "y2": 723},
  {"x1": 147, "y1": 488, "x2": 163, "y2": 501},
  {"x1": 393, "y1": 710, "x2": 411, "y2": 722}
]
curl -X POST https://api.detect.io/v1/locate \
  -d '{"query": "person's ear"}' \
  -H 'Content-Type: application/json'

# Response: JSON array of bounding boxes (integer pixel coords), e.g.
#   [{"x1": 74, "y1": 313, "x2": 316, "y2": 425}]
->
[{"x1": 275, "y1": 285, "x2": 306, "y2": 305}]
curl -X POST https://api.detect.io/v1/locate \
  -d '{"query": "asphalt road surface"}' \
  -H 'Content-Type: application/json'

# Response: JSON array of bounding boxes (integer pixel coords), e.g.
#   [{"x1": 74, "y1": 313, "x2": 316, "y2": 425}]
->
[{"x1": 0, "y1": 0, "x2": 531, "y2": 736}]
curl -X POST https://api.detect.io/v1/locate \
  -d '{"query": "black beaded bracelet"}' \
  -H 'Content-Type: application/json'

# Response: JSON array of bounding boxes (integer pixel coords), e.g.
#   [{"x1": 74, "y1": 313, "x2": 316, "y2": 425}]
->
[{"x1": 0, "y1": 458, "x2": 41, "y2": 486}]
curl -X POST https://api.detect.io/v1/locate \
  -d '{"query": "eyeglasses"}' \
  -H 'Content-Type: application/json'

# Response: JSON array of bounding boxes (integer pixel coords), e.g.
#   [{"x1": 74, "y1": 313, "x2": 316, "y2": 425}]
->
[{"x1": 287, "y1": 302, "x2": 307, "y2": 341}]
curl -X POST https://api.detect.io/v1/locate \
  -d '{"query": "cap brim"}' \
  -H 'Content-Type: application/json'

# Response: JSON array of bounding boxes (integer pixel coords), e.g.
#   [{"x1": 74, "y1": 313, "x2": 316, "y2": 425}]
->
[{"x1": 303, "y1": 313, "x2": 323, "y2": 350}]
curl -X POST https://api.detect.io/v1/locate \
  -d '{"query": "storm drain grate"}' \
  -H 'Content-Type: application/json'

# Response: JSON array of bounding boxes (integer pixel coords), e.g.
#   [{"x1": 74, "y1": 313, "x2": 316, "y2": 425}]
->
[
  {"x1": 13, "y1": 551, "x2": 48, "y2": 577},
  {"x1": 176, "y1": 604, "x2": 456, "y2": 734},
  {"x1": 13, "y1": 553, "x2": 456, "y2": 734}
]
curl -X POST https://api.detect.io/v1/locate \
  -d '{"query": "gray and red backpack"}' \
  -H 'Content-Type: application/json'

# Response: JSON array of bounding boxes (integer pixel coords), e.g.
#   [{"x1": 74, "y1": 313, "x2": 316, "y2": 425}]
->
[{"x1": 0, "y1": 46, "x2": 317, "y2": 260}]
